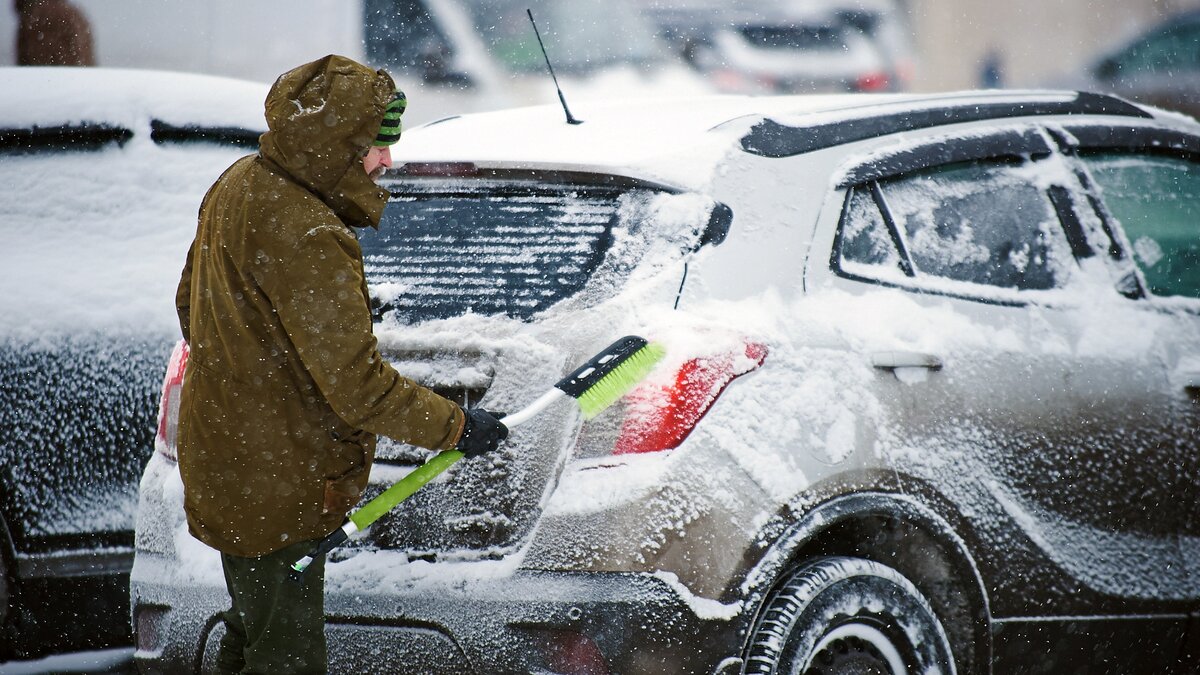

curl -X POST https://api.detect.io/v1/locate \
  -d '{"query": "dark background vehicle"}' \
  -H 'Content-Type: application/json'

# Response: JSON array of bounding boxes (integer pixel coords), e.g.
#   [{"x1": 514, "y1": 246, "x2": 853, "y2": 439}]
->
[
  {"x1": 0, "y1": 67, "x2": 265, "y2": 660},
  {"x1": 1087, "y1": 10, "x2": 1200, "y2": 118}
]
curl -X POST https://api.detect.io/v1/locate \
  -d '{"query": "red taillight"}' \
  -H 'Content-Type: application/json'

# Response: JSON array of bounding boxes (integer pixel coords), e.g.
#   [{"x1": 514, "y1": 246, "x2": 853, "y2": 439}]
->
[
  {"x1": 534, "y1": 629, "x2": 610, "y2": 675},
  {"x1": 613, "y1": 342, "x2": 768, "y2": 455},
  {"x1": 154, "y1": 340, "x2": 188, "y2": 462},
  {"x1": 855, "y1": 71, "x2": 891, "y2": 92},
  {"x1": 134, "y1": 604, "x2": 168, "y2": 654}
]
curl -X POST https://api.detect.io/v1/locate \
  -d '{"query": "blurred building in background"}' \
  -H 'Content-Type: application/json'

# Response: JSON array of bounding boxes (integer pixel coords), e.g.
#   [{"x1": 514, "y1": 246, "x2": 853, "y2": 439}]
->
[{"x1": 0, "y1": 0, "x2": 1197, "y2": 117}]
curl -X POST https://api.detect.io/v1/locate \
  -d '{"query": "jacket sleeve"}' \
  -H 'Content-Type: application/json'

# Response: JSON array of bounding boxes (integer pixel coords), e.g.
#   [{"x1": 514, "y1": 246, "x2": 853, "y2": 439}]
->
[
  {"x1": 254, "y1": 221, "x2": 465, "y2": 451},
  {"x1": 176, "y1": 239, "x2": 194, "y2": 344}
]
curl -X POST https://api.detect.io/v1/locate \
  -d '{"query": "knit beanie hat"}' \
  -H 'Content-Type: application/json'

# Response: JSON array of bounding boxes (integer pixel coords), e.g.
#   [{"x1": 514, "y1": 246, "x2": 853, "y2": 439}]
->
[{"x1": 373, "y1": 89, "x2": 406, "y2": 147}]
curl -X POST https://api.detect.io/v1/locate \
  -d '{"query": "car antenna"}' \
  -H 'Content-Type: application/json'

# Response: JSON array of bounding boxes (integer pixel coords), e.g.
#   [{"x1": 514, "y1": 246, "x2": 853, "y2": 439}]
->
[{"x1": 527, "y1": 8, "x2": 582, "y2": 125}]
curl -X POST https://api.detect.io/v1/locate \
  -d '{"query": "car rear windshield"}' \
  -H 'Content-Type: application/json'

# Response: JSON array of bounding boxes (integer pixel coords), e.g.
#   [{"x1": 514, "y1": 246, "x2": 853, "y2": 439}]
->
[
  {"x1": 740, "y1": 25, "x2": 849, "y2": 51},
  {"x1": 359, "y1": 181, "x2": 632, "y2": 322}
]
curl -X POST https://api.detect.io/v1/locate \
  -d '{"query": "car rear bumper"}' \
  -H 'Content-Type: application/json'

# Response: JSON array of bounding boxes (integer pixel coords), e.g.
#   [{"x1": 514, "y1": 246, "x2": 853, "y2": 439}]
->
[{"x1": 130, "y1": 550, "x2": 743, "y2": 674}]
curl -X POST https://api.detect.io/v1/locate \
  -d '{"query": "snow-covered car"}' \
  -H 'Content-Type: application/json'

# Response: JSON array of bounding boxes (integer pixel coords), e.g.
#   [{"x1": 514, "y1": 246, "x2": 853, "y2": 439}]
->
[
  {"x1": 642, "y1": 0, "x2": 915, "y2": 94},
  {"x1": 133, "y1": 89, "x2": 1200, "y2": 673},
  {"x1": 0, "y1": 67, "x2": 266, "y2": 659}
]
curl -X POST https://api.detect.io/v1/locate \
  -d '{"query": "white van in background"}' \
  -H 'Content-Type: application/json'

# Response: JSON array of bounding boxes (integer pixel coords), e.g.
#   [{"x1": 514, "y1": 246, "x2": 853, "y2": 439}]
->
[{"x1": 0, "y1": 0, "x2": 711, "y2": 125}]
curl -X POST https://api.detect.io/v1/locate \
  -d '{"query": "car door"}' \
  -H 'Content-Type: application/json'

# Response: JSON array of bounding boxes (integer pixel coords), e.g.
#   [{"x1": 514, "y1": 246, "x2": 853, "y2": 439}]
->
[
  {"x1": 1060, "y1": 121, "x2": 1200, "y2": 601},
  {"x1": 805, "y1": 123, "x2": 1188, "y2": 668}
]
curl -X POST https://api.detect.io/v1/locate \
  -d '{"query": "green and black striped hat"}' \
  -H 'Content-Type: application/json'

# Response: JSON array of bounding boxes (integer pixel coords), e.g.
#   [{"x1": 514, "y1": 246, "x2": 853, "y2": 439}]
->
[{"x1": 373, "y1": 89, "x2": 406, "y2": 146}]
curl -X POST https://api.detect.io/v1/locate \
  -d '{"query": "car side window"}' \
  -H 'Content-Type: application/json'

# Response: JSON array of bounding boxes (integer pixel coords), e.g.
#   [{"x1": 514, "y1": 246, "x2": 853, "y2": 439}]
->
[
  {"x1": 838, "y1": 187, "x2": 906, "y2": 274},
  {"x1": 1079, "y1": 151, "x2": 1200, "y2": 299},
  {"x1": 835, "y1": 157, "x2": 1078, "y2": 295}
]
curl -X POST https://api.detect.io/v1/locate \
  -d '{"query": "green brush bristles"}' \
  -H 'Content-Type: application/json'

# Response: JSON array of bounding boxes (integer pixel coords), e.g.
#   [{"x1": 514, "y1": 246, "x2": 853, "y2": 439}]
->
[{"x1": 576, "y1": 342, "x2": 666, "y2": 419}]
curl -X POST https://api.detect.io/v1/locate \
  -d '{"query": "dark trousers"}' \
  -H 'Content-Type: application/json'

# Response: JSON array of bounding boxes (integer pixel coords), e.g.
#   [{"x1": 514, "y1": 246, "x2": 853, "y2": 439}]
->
[{"x1": 217, "y1": 539, "x2": 327, "y2": 674}]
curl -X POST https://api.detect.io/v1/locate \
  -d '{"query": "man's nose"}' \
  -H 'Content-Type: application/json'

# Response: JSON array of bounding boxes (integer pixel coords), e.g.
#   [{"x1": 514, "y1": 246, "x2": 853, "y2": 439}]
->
[{"x1": 381, "y1": 146, "x2": 393, "y2": 168}]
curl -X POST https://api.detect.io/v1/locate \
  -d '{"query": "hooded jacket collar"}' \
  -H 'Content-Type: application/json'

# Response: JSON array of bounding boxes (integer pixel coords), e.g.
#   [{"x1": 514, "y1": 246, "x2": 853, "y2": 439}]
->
[{"x1": 258, "y1": 54, "x2": 394, "y2": 229}]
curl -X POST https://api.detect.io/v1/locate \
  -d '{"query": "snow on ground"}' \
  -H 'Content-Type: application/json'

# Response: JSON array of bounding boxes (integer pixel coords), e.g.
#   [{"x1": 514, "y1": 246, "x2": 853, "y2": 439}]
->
[{"x1": 0, "y1": 649, "x2": 135, "y2": 675}]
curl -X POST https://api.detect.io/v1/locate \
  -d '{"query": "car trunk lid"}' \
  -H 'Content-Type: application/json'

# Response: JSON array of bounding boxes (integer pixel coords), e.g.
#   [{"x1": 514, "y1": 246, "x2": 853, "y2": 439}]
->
[{"x1": 350, "y1": 172, "x2": 728, "y2": 557}]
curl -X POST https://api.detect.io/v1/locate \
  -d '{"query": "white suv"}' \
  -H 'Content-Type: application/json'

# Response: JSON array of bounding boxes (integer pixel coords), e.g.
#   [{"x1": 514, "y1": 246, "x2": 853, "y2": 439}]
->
[{"x1": 133, "y1": 90, "x2": 1200, "y2": 674}]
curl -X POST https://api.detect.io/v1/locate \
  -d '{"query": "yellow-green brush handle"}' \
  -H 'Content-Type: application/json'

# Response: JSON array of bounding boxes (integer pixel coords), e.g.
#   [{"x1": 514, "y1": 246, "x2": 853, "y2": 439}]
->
[
  {"x1": 295, "y1": 337, "x2": 664, "y2": 576},
  {"x1": 351, "y1": 338, "x2": 665, "y2": 529},
  {"x1": 349, "y1": 449, "x2": 464, "y2": 530}
]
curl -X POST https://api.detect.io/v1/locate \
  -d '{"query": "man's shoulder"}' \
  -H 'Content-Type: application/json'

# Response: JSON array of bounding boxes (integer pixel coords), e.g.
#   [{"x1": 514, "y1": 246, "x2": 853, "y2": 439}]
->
[
  {"x1": 212, "y1": 155, "x2": 337, "y2": 223},
  {"x1": 211, "y1": 155, "x2": 349, "y2": 258}
]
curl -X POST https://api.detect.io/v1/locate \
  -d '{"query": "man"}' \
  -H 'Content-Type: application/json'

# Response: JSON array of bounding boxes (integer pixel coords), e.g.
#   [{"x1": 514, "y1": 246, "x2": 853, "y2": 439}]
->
[{"x1": 175, "y1": 55, "x2": 507, "y2": 674}]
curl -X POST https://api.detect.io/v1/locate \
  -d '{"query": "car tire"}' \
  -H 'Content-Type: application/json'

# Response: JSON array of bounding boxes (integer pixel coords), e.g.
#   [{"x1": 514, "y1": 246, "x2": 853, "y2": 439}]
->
[
  {"x1": 743, "y1": 557, "x2": 957, "y2": 675},
  {"x1": 0, "y1": 552, "x2": 10, "y2": 660}
]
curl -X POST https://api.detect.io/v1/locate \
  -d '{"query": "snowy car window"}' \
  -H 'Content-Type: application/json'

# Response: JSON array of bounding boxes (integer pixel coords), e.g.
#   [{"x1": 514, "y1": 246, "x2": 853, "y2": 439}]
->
[
  {"x1": 360, "y1": 183, "x2": 631, "y2": 322},
  {"x1": 836, "y1": 186, "x2": 906, "y2": 277},
  {"x1": 739, "y1": 24, "x2": 850, "y2": 52},
  {"x1": 1080, "y1": 151, "x2": 1200, "y2": 299},
  {"x1": 876, "y1": 159, "x2": 1074, "y2": 291}
]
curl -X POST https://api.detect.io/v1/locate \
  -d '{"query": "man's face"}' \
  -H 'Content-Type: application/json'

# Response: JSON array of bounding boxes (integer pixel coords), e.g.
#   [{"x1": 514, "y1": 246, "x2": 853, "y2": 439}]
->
[{"x1": 363, "y1": 145, "x2": 393, "y2": 183}]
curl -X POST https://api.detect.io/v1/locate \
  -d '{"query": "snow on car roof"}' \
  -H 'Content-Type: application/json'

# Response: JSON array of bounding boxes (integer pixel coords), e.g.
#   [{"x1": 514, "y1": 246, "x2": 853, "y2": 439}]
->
[
  {"x1": 395, "y1": 89, "x2": 1137, "y2": 190},
  {"x1": 397, "y1": 93, "x2": 874, "y2": 188},
  {"x1": 0, "y1": 68, "x2": 267, "y2": 341},
  {"x1": 0, "y1": 66, "x2": 267, "y2": 132}
]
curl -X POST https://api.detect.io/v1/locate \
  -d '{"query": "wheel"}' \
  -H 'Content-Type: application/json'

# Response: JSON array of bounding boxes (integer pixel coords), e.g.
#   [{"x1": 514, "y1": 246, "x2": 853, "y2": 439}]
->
[
  {"x1": 744, "y1": 557, "x2": 956, "y2": 675},
  {"x1": 0, "y1": 552, "x2": 10, "y2": 660}
]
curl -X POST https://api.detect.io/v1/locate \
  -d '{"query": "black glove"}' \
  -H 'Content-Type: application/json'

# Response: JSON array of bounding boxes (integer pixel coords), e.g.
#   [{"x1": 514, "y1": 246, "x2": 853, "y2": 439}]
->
[{"x1": 455, "y1": 407, "x2": 509, "y2": 458}]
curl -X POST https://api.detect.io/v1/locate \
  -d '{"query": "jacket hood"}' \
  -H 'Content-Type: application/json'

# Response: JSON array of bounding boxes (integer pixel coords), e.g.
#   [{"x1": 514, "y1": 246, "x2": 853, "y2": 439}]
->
[{"x1": 259, "y1": 54, "x2": 394, "y2": 229}]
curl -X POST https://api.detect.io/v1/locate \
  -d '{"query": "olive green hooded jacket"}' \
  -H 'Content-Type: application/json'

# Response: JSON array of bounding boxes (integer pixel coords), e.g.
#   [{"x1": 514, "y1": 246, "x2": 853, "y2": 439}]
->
[{"x1": 175, "y1": 55, "x2": 465, "y2": 557}]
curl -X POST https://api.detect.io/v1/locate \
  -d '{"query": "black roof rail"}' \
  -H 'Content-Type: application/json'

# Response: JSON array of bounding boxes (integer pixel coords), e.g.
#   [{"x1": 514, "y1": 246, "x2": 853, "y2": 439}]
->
[
  {"x1": 740, "y1": 91, "x2": 1152, "y2": 159},
  {"x1": 0, "y1": 124, "x2": 132, "y2": 152},
  {"x1": 150, "y1": 120, "x2": 261, "y2": 147}
]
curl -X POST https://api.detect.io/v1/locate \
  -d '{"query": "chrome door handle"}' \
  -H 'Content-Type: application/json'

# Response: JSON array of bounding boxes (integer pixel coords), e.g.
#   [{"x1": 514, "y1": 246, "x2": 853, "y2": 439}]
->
[{"x1": 871, "y1": 351, "x2": 943, "y2": 370}]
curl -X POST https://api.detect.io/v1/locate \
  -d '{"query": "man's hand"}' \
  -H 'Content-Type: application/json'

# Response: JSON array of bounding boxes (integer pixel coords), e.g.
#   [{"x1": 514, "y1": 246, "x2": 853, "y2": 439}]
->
[{"x1": 455, "y1": 408, "x2": 509, "y2": 458}]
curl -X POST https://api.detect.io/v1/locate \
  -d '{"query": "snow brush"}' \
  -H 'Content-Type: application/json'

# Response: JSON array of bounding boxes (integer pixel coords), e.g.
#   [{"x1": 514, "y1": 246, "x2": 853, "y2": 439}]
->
[{"x1": 289, "y1": 335, "x2": 665, "y2": 579}]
